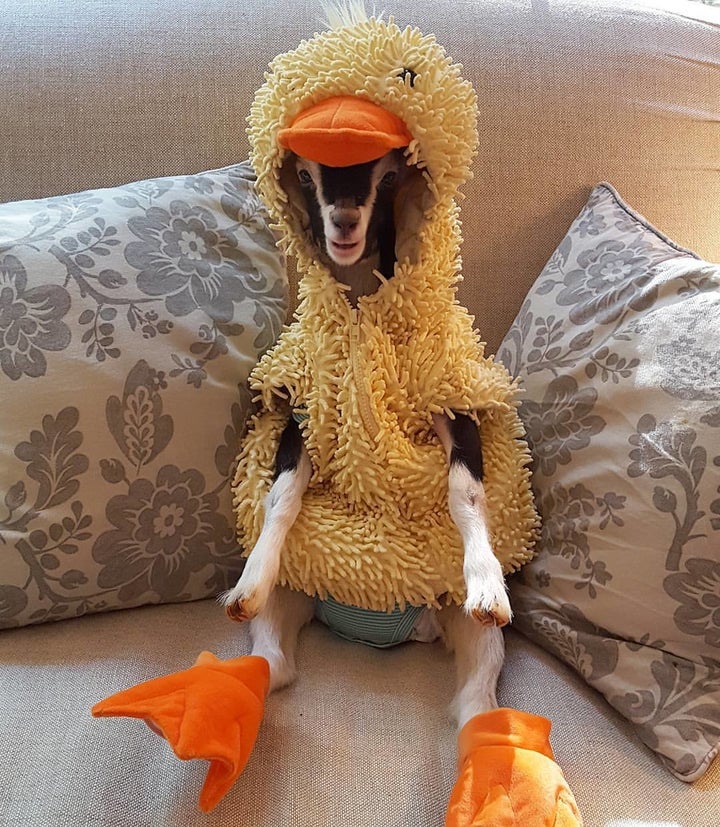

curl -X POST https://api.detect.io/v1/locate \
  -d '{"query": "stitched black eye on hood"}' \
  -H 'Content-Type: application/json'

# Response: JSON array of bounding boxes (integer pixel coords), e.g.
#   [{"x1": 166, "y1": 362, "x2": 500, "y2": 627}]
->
[{"x1": 398, "y1": 67, "x2": 418, "y2": 87}]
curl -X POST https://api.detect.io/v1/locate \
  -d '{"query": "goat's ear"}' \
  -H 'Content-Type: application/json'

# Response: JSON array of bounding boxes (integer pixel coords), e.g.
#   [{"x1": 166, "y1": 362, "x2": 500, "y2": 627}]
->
[
  {"x1": 278, "y1": 153, "x2": 313, "y2": 240},
  {"x1": 393, "y1": 163, "x2": 432, "y2": 265}
]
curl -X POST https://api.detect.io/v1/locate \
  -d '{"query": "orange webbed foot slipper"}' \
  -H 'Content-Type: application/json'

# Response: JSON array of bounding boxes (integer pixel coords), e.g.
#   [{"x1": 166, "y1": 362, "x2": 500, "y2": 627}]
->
[
  {"x1": 92, "y1": 652, "x2": 269, "y2": 813},
  {"x1": 445, "y1": 708, "x2": 583, "y2": 827}
]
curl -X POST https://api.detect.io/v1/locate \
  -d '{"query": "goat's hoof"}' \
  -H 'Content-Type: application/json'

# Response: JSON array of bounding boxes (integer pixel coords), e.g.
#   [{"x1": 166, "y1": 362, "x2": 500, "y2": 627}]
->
[
  {"x1": 225, "y1": 599, "x2": 254, "y2": 623},
  {"x1": 470, "y1": 600, "x2": 511, "y2": 628}
]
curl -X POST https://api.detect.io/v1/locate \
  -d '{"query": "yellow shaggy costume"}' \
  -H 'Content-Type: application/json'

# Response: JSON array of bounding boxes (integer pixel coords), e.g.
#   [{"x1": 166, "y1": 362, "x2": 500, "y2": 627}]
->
[{"x1": 232, "y1": 12, "x2": 539, "y2": 614}]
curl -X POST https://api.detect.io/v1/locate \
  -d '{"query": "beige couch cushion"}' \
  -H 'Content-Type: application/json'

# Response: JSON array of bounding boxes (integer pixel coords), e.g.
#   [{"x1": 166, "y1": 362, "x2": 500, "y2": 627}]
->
[
  {"x1": 1, "y1": 0, "x2": 718, "y2": 353},
  {"x1": 1, "y1": 599, "x2": 718, "y2": 825}
]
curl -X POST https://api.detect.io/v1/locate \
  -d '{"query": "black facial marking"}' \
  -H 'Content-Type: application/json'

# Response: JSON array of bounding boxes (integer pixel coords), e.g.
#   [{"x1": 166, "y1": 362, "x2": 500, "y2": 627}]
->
[
  {"x1": 449, "y1": 414, "x2": 484, "y2": 482},
  {"x1": 366, "y1": 175, "x2": 397, "y2": 280},
  {"x1": 299, "y1": 180, "x2": 326, "y2": 251},
  {"x1": 319, "y1": 160, "x2": 375, "y2": 205}
]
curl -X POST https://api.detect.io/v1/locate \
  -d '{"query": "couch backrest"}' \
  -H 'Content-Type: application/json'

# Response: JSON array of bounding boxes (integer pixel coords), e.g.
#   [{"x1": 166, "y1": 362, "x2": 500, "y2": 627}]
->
[{"x1": 2, "y1": 0, "x2": 718, "y2": 352}]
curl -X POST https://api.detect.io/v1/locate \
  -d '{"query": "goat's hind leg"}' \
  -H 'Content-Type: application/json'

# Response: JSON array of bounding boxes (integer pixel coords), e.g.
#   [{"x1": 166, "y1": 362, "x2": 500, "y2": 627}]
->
[
  {"x1": 250, "y1": 586, "x2": 315, "y2": 692},
  {"x1": 222, "y1": 416, "x2": 310, "y2": 622},
  {"x1": 439, "y1": 604, "x2": 504, "y2": 729}
]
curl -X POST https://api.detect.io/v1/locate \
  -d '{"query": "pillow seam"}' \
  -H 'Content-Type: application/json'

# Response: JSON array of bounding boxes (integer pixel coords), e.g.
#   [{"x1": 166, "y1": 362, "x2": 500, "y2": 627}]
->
[{"x1": 596, "y1": 181, "x2": 701, "y2": 261}]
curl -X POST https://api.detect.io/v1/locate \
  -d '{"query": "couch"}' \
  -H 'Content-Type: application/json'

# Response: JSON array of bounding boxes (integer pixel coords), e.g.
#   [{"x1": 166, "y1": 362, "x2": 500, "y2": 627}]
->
[{"x1": 2, "y1": 1, "x2": 719, "y2": 825}]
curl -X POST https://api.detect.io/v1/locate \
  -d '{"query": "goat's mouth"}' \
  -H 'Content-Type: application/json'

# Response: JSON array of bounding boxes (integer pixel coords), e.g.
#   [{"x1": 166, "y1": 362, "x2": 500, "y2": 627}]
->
[{"x1": 327, "y1": 237, "x2": 364, "y2": 263}]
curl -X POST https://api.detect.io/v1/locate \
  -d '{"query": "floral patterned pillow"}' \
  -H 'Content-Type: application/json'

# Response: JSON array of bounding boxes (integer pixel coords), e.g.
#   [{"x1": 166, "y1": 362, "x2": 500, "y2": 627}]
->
[
  {"x1": 0, "y1": 163, "x2": 287, "y2": 629},
  {"x1": 498, "y1": 182, "x2": 720, "y2": 783}
]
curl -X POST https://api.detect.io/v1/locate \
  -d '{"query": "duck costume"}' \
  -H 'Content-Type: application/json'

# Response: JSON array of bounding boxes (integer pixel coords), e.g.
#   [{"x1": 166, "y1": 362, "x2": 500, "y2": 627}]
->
[
  {"x1": 232, "y1": 17, "x2": 538, "y2": 617},
  {"x1": 92, "y1": 8, "x2": 582, "y2": 824}
]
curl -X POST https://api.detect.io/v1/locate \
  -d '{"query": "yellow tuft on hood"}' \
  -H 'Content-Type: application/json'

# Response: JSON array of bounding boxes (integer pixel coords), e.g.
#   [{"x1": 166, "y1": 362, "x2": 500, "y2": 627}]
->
[{"x1": 233, "y1": 15, "x2": 539, "y2": 613}]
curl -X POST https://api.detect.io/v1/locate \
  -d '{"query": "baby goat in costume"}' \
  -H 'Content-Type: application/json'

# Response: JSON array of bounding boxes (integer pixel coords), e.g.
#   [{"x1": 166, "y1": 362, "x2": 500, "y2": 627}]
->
[
  {"x1": 93, "y1": 8, "x2": 583, "y2": 823},
  {"x1": 225, "y1": 39, "x2": 539, "y2": 635}
]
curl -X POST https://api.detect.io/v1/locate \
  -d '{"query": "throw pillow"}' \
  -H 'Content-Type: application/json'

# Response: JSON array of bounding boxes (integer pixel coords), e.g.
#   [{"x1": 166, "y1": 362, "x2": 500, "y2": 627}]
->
[
  {"x1": 0, "y1": 163, "x2": 287, "y2": 629},
  {"x1": 497, "y1": 182, "x2": 720, "y2": 782}
]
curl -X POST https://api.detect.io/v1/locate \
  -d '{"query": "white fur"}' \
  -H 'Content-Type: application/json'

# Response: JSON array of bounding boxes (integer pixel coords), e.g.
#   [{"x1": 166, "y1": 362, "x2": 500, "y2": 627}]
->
[
  {"x1": 448, "y1": 464, "x2": 512, "y2": 626},
  {"x1": 222, "y1": 449, "x2": 311, "y2": 622},
  {"x1": 249, "y1": 586, "x2": 315, "y2": 692},
  {"x1": 432, "y1": 413, "x2": 512, "y2": 627},
  {"x1": 439, "y1": 604, "x2": 505, "y2": 728}
]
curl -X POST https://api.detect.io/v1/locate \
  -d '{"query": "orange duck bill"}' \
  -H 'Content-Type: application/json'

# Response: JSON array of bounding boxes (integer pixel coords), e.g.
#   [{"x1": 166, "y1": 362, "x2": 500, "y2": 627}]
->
[{"x1": 277, "y1": 94, "x2": 413, "y2": 167}]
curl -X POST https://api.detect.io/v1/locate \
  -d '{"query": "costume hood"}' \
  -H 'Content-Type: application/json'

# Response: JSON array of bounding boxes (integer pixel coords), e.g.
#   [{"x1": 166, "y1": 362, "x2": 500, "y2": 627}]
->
[{"x1": 247, "y1": 10, "x2": 478, "y2": 279}]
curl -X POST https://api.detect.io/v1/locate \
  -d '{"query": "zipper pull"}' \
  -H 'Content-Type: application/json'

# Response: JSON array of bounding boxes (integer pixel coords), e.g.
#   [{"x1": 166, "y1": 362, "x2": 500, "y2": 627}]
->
[{"x1": 349, "y1": 306, "x2": 360, "y2": 343}]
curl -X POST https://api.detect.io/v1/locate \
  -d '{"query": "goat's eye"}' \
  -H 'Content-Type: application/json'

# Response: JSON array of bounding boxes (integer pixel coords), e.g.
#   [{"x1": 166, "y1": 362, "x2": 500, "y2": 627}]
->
[
  {"x1": 297, "y1": 169, "x2": 314, "y2": 187},
  {"x1": 380, "y1": 171, "x2": 398, "y2": 188}
]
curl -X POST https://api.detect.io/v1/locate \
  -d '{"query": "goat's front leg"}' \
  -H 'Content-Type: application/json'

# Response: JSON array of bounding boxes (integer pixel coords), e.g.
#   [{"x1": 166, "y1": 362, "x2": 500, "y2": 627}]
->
[
  {"x1": 222, "y1": 416, "x2": 311, "y2": 622},
  {"x1": 433, "y1": 413, "x2": 511, "y2": 627}
]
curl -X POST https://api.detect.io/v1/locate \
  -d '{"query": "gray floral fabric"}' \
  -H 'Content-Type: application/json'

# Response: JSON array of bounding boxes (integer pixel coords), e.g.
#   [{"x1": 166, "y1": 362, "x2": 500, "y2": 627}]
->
[
  {"x1": 498, "y1": 183, "x2": 720, "y2": 782},
  {"x1": 0, "y1": 164, "x2": 287, "y2": 628}
]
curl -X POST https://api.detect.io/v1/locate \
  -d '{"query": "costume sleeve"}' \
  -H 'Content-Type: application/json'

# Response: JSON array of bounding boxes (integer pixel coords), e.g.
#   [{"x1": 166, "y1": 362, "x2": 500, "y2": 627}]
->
[
  {"x1": 398, "y1": 298, "x2": 517, "y2": 416},
  {"x1": 248, "y1": 318, "x2": 307, "y2": 411}
]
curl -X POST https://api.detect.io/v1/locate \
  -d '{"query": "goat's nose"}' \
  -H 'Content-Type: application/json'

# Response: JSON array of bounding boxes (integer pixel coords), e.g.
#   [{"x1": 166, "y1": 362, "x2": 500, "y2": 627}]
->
[{"x1": 331, "y1": 208, "x2": 360, "y2": 234}]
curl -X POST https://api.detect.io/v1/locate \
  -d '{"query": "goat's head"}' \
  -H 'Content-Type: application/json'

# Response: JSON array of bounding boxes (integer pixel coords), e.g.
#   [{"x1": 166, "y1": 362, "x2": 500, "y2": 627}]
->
[{"x1": 293, "y1": 149, "x2": 404, "y2": 268}]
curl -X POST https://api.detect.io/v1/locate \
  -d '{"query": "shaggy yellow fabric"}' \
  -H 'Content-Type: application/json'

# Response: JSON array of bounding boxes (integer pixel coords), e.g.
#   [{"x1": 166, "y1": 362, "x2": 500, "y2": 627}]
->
[{"x1": 232, "y1": 14, "x2": 539, "y2": 612}]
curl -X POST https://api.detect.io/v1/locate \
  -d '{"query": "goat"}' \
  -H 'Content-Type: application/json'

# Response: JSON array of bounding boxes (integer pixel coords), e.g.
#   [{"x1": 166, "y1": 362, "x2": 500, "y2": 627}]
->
[{"x1": 222, "y1": 150, "x2": 511, "y2": 730}]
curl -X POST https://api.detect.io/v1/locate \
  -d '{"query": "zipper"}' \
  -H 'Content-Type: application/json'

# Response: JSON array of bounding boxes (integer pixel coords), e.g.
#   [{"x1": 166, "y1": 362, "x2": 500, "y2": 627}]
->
[{"x1": 349, "y1": 307, "x2": 381, "y2": 441}]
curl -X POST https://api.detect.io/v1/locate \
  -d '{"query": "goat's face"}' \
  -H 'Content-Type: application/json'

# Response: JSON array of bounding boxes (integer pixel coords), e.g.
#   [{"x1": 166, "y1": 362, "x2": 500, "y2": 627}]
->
[{"x1": 294, "y1": 151, "x2": 403, "y2": 267}]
